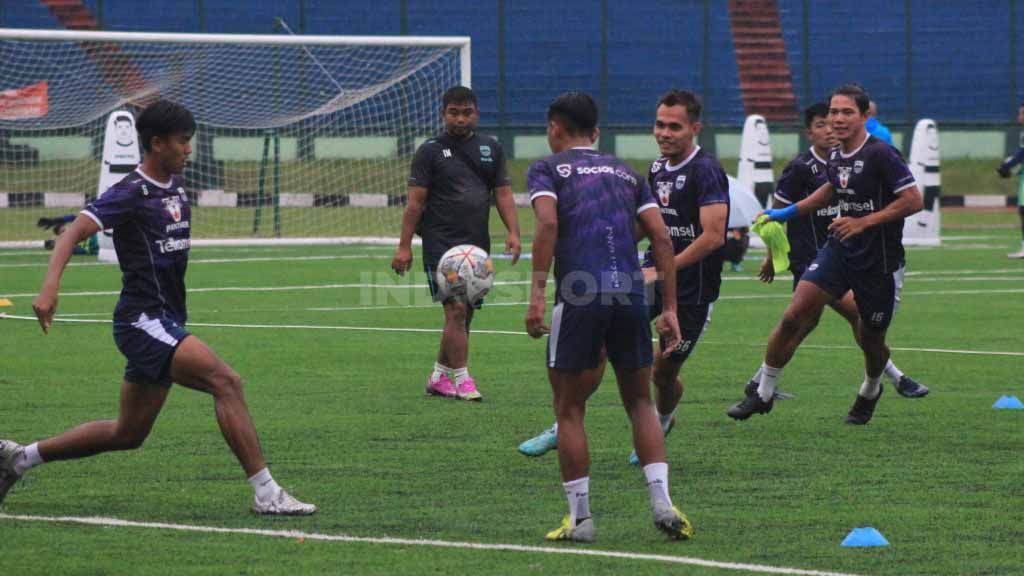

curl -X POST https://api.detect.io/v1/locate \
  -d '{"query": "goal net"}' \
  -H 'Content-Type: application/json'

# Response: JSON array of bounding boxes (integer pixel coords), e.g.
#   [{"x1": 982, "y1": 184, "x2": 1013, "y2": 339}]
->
[{"x1": 0, "y1": 28, "x2": 469, "y2": 247}]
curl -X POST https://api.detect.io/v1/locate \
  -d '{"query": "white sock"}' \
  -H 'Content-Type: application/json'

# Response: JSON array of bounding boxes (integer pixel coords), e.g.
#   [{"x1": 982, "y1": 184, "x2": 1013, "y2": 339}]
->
[
  {"x1": 859, "y1": 374, "x2": 882, "y2": 399},
  {"x1": 563, "y1": 477, "x2": 590, "y2": 526},
  {"x1": 657, "y1": 408, "x2": 676, "y2": 434},
  {"x1": 883, "y1": 359, "x2": 904, "y2": 384},
  {"x1": 549, "y1": 422, "x2": 559, "y2": 435},
  {"x1": 642, "y1": 462, "x2": 672, "y2": 508},
  {"x1": 430, "y1": 362, "x2": 450, "y2": 383},
  {"x1": 13, "y1": 442, "x2": 44, "y2": 476},
  {"x1": 452, "y1": 367, "x2": 470, "y2": 386},
  {"x1": 248, "y1": 468, "x2": 282, "y2": 502},
  {"x1": 758, "y1": 363, "x2": 782, "y2": 402},
  {"x1": 750, "y1": 366, "x2": 763, "y2": 384}
]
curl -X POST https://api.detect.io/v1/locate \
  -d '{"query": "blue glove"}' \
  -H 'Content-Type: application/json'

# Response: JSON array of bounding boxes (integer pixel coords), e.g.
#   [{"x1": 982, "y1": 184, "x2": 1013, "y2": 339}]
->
[{"x1": 764, "y1": 204, "x2": 799, "y2": 223}]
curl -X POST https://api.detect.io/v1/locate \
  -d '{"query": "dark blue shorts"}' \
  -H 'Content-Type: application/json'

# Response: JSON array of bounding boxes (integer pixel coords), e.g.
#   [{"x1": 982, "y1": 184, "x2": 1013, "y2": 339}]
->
[
  {"x1": 649, "y1": 285, "x2": 714, "y2": 364},
  {"x1": 800, "y1": 244, "x2": 905, "y2": 331},
  {"x1": 547, "y1": 296, "x2": 653, "y2": 371},
  {"x1": 424, "y1": 252, "x2": 483, "y2": 309},
  {"x1": 113, "y1": 313, "x2": 190, "y2": 388}
]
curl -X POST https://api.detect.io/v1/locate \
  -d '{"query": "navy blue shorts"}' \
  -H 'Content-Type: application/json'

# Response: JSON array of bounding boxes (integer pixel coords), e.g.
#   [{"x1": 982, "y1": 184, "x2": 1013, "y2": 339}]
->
[
  {"x1": 547, "y1": 296, "x2": 653, "y2": 371},
  {"x1": 800, "y1": 244, "x2": 905, "y2": 331},
  {"x1": 113, "y1": 313, "x2": 190, "y2": 388},
  {"x1": 424, "y1": 253, "x2": 483, "y2": 309},
  {"x1": 649, "y1": 285, "x2": 714, "y2": 364}
]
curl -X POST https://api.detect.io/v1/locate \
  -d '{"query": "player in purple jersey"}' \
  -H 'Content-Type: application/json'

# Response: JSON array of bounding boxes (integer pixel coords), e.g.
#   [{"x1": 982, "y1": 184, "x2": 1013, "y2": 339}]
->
[
  {"x1": 0, "y1": 101, "x2": 315, "y2": 515},
  {"x1": 525, "y1": 92, "x2": 690, "y2": 542},
  {"x1": 728, "y1": 84, "x2": 924, "y2": 425},
  {"x1": 755, "y1": 103, "x2": 929, "y2": 399},
  {"x1": 518, "y1": 91, "x2": 729, "y2": 469}
]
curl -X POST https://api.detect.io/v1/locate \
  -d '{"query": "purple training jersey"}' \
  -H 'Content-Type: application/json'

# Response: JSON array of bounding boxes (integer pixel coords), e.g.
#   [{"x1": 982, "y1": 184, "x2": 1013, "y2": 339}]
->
[
  {"x1": 825, "y1": 135, "x2": 916, "y2": 273},
  {"x1": 774, "y1": 147, "x2": 836, "y2": 271},
  {"x1": 643, "y1": 146, "x2": 730, "y2": 305},
  {"x1": 528, "y1": 147, "x2": 657, "y2": 299},
  {"x1": 82, "y1": 169, "x2": 191, "y2": 324}
]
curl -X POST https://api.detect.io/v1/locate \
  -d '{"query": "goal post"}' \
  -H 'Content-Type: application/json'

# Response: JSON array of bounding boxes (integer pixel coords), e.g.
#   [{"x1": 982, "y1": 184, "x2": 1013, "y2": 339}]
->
[{"x1": 0, "y1": 28, "x2": 470, "y2": 248}]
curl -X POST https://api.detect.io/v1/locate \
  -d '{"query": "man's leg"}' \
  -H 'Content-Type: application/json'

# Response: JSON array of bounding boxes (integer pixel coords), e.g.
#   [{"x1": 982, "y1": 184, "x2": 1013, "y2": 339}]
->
[
  {"x1": 830, "y1": 291, "x2": 928, "y2": 398},
  {"x1": 545, "y1": 367, "x2": 600, "y2": 542},
  {"x1": 729, "y1": 280, "x2": 835, "y2": 420},
  {"x1": 843, "y1": 269, "x2": 901, "y2": 425},
  {"x1": 170, "y1": 335, "x2": 315, "y2": 514},
  {"x1": 519, "y1": 354, "x2": 606, "y2": 457},
  {"x1": 615, "y1": 363, "x2": 692, "y2": 540},
  {"x1": 438, "y1": 299, "x2": 481, "y2": 400},
  {"x1": 0, "y1": 379, "x2": 169, "y2": 505}
]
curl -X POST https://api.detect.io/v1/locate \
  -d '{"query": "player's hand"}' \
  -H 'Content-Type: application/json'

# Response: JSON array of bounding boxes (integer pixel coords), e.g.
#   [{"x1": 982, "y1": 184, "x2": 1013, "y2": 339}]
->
[
  {"x1": 391, "y1": 246, "x2": 413, "y2": 276},
  {"x1": 996, "y1": 165, "x2": 1012, "y2": 178},
  {"x1": 655, "y1": 311, "x2": 682, "y2": 358},
  {"x1": 641, "y1": 266, "x2": 658, "y2": 285},
  {"x1": 505, "y1": 233, "x2": 522, "y2": 265},
  {"x1": 758, "y1": 256, "x2": 775, "y2": 283},
  {"x1": 525, "y1": 299, "x2": 549, "y2": 338},
  {"x1": 828, "y1": 216, "x2": 868, "y2": 241},
  {"x1": 32, "y1": 288, "x2": 58, "y2": 334}
]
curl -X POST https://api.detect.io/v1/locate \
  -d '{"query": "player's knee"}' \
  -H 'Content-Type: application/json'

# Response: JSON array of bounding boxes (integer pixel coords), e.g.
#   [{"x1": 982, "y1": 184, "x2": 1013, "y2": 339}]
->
[
  {"x1": 112, "y1": 426, "x2": 151, "y2": 450},
  {"x1": 209, "y1": 367, "x2": 244, "y2": 399},
  {"x1": 778, "y1": 310, "x2": 808, "y2": 336}
]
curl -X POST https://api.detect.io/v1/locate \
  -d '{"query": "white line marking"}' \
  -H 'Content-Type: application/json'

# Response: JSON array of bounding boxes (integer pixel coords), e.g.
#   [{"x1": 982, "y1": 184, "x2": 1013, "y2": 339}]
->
[
  {"x1": 0, "y1": 254, "x2": 391, "y2": 269},
  {"x1": 0, "y1": 513, "x2": 861, "y2": 576},
  {"x1": 3, "y1": 313, "x2": 1022, "y2": 358}
]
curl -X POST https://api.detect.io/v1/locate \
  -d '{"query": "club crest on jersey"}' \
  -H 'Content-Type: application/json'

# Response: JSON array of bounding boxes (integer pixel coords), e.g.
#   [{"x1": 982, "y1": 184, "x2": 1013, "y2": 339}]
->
[
  {"x1": 656, "y1": 181, "x2": 673, "y2": 206},
  {"x1": 853, "y1": 160, "x2": 864, "y2": 174},
  {"x1": 675, "y1": 174, "x2": 686, "y2": 190},
  {"x1": 556, "y1": 163, "x2": 572, "y2": 178},
  {"x1": 837, "y1": 166, "x2": 852, "y2": 189},
  {"x1": 162, "y1": 196, "x2": 183, "y2": 222},
  {"x1": 479, "y1": 145, "x2": 491, "y2": 158},
  {"x1": 177, "y1": 186, "x2": 188, "y2": 202}
]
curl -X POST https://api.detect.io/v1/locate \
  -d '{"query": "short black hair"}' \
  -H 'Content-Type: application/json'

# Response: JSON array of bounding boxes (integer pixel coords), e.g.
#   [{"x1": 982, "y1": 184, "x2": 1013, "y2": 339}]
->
[
  {"x1": 136, "y1": 100, "x2": 196, "y2": 152},
  {"x1": 656, "y1": 89, "x2": 702, "y2": 122},
  {"x1": 803, "y1": 102, "x2": 830, "y2": 128},
  {"x1": 829, "y1": 83, "x2": 870, "y2": 115},
  {"x1": 442, "y1": 86, "x2": 477, "y2": 109},
  {"x1": 547, "y1": 91, "x2": 599, "y2": 137}
]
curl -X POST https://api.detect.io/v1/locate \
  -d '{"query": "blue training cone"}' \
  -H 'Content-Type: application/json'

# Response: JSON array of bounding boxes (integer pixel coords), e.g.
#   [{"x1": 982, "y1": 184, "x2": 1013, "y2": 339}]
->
[
  {"x1": 993, "y1": 395, "x2": 1024, "y2": 409},
  {"x1": 841, "y1": 527, "x2": 889, "y2": 547}
]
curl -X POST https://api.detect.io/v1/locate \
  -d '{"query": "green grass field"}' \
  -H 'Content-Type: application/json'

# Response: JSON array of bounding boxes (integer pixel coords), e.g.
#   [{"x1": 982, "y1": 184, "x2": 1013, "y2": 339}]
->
[{"x1": 1, "y1": 224, "x2": 1023, "y2": 575}]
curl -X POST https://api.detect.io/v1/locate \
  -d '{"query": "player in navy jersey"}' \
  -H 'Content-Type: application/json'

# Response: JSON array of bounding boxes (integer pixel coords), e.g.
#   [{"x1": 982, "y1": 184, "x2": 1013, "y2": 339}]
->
[
  {"x1": 391, "y1": 86, "x2": 521, "y2": 401},
  {"x1": 753, "y1": 102, "x2": 928, "y2": 398},
  {"x1": 0, "y1": 101, "x2": 315, "y2": 515},
  {"x1": 524, "y1": 92, "x2": 690, "y2": 542},
  {"x1": 518, "y1": 91, "x2": 729, "y2": 468},
  {"x1": 996, "y1": 101, "x2": 1024, "y2": 258},
  {"x1": 728, "y1": 84, "x2": 924, "y2": 425}
]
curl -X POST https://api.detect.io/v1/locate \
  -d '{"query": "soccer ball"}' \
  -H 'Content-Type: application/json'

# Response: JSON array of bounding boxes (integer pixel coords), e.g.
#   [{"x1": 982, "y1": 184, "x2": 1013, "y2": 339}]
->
[{"x1": 435, "y1": 244, "x2": 495, "y2": 305}]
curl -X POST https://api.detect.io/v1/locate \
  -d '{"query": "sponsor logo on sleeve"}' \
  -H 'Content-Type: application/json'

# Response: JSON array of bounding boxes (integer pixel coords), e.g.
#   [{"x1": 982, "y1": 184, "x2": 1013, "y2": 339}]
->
[{"x1": 556, "y1": 163, "x2": 573, "y2": 178}]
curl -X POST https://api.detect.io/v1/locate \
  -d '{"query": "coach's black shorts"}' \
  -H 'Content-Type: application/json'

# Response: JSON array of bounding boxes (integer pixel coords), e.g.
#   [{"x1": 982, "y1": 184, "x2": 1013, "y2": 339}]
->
[
  {"x1": 113, "y1": 313, "x2": 190, "y2": 388},
  {"x1": 649, "y1": 285, "x2": 714, "y2": 364},
  {"x1": 547, "y1": 296, "x2": 652, "y2": 371},
  {"x1": 423, "y1": 252, "x2": 483, "y2": 309},
  {"x1": 800, "y1": 244, "x2": 904, "y2": 331}
]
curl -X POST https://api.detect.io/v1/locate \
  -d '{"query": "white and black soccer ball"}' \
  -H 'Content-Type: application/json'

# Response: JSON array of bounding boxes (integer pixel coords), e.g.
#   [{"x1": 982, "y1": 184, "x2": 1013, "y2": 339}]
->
[{"x1": 435, "y1": 244, "x2": 495, "y2": 305}]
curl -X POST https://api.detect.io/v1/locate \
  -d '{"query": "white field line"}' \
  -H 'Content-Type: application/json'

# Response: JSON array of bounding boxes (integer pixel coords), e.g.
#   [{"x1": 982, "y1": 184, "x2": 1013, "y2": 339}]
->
[
  {"x1": 2, "y1": 313, "x2": 1022, "y2": 358},
  {"x1": 0, "y1": 254, "x2": 391, "y2": 269},
  {"x1": 0, "y1": 513, "x2": 862, "y2": 576}
]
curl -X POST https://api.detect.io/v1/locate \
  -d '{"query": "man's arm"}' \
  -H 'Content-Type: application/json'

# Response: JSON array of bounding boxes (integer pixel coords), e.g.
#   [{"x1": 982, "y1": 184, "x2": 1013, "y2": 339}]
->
[
  {"x1": 391, "y1": 185, "x2": 428, "y2": 275},
  {"x1": 765, "y1": 181, "x2": 835, "y2": 223},
  {"x1": 673, "y1": 203, "x2": 728, "y2": 270},
  {"x1": 637, "y1": 207, "x2": 681, "y2": 353},
  {"x1": 493, "y1": 184, "x2": 522, "y2": 264},
  {"x1": 997, "y1": 147, "x2": 1024, "y2": 177},
  {"x1": 828, "y1": 185, "x2": 923, "y2": 241},
  {"x1": 32, "y1": 213, "x2": 101, "y2": 333},
  {"x1": 525, "y1": 196, "x2": 557, "y2": 338}
]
